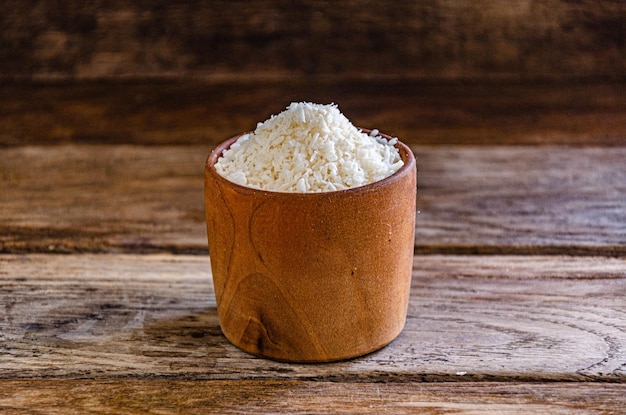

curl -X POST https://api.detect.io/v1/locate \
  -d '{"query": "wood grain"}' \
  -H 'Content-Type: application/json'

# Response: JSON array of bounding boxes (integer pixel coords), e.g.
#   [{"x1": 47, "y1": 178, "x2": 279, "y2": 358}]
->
[
  {"x1": 1, "y1": 145, "x2": 624, "y2": 255},
  {"x1": 1, "y1": 380, "x2": 625, "y2": 414},
  {"x1": 1, "y1": 1, "x2": 624, "y2": 81},
  {"x1": 1, "y1": 81, "x2": 625, "y2": 146},
  {"x1": 203, "y1": 135, "x2": 416, "y2": 362},
  {"x1": 1, "y1": 254, "x2": 624, "y2": 381}
]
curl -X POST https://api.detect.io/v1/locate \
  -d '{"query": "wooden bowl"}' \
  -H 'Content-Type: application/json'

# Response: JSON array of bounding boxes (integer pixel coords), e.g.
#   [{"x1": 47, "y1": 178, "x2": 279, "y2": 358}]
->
[{"x1": 204, "y1": 131, "x2": 416, "y2": 362}]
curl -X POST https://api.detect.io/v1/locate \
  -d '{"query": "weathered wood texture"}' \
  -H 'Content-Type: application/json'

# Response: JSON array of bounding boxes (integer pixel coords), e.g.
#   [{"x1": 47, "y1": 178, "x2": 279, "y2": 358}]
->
[
  {"x1": 1, "y1": 81, "x2": 625, "y2": 146},
  {"x1": 1, "y1": 254, "x2": 624, "y2": 381},
  {"x1": 1, "y1": 1, "x2": 624, "y2": 81},
  {"x1": 1, "y1": 146, "x2": 624, "y2": 255},
  {"x1": 1, "y1": 380, "x2": 625, "y2": 415}
]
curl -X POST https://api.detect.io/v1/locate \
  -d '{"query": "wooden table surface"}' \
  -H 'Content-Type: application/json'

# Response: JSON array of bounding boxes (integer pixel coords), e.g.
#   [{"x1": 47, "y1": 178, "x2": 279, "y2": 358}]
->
[{"x1": 1, "y1": 80, "x2": 625, "y2": 414}]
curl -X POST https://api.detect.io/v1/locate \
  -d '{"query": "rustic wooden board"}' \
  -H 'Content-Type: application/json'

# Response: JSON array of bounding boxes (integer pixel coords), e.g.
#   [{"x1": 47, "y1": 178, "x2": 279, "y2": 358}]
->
[
  {"x1": 1, "y1": 254, "x2": 624, "y2": 381},
  {"x1": 1, "y1": 145, "x2": 624, "y2": 255},
  {"x1": 1, "y1": 81, "x2": 625, "y2": 146},
  {"x1": 417, "y1": 146, "x2": 626, "y2": 254},
  {"x1": 1, "y1": 379, "x2": 625, "y2": 414},
  {"x1": 1, "y1": 1, "x2": 624, "y2": 80}
]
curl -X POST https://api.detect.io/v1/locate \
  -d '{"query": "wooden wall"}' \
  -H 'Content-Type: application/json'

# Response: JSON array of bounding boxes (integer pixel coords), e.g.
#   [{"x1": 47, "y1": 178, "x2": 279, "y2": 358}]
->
[{"x1": 1, "y1": 0, "x2": 624, "y2": 82}]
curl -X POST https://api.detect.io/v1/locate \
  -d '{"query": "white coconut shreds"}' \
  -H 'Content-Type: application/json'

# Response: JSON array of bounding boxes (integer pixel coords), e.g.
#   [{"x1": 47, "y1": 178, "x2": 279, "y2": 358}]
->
[{"x1": 214, "y1": 102, "x2": 404, "y2": 193}]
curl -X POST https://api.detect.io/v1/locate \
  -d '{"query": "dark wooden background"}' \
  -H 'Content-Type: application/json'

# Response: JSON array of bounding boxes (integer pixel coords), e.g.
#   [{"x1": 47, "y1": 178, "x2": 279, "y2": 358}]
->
[
  {"x1": 1, "y1": 1, "x2": 625, "y2": 148},
  {"x1": 1, "y1": 0, "x2": 625, "y2": 82}
]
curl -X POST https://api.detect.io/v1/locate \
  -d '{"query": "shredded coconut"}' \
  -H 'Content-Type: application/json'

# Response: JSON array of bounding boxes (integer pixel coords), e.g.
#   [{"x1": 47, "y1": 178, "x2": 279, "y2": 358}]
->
[{"x1": 214, "y1": 102, "x2": 404, "y2": 193}]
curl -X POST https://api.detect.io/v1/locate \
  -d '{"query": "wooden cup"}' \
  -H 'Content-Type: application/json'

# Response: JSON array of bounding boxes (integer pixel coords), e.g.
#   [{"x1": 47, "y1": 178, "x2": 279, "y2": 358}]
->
[{"x1": 204, "y1": 131, "x2": 416, "y2": 362}]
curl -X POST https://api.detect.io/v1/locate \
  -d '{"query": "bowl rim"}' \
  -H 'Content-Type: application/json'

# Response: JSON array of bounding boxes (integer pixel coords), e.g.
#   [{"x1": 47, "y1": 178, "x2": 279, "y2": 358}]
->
[{"x1": 205, "y1": 129, "x2": 416, "y2": 197}]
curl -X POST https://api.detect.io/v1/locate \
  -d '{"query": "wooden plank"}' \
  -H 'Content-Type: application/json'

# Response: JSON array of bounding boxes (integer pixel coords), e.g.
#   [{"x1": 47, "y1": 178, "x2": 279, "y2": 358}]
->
[
  {"x1": 1, "y1": 380, "x2": 625, "y2": 414},
  {"x1": 1, "y1": 254, "x2": 624, "y2": 381},
  {"x1": 1, "y1": 81, "x2": 625, "y2": 146},
  {"x1": 1, "y1": 1, "x2": 624, "y2": 81},
  {"x1": 416, "y1": 146, "x2": 626, "y2": 254},
  {"x1": 1, "y1": 145, "x2": 624, "y2": 255}
]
